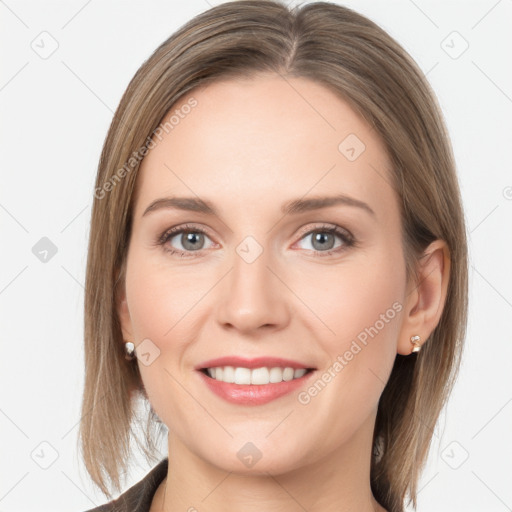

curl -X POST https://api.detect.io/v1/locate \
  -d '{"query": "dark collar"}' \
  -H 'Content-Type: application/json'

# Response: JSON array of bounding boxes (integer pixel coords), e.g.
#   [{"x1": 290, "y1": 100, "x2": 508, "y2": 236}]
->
[{"x1": 84, "y1": 458, "x2": 168, "y2": 512}]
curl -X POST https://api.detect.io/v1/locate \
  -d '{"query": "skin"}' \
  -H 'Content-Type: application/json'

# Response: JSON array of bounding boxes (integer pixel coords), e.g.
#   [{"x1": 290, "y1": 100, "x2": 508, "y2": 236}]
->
[{"x1": 117, "y1": 74, "x2": 450, "y2": 512}]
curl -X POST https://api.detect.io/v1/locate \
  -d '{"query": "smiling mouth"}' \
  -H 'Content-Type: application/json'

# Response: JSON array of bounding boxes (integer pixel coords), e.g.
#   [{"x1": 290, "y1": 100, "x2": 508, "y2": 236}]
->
[{"x1": 200, "y1": 366, "x2": 315, "y2": 385}]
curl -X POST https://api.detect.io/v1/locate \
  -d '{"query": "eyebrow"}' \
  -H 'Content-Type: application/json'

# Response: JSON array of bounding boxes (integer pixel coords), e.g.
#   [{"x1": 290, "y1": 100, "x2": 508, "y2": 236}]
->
[{"x1": 142, "y1": 194, "x2": 376, "y2": 218}]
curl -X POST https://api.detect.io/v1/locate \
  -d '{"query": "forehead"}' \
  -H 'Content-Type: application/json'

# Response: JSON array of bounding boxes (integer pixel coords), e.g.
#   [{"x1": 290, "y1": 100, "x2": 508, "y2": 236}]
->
[{"x1": 133, "y1": 74, "x2": 395, "y2": 221}]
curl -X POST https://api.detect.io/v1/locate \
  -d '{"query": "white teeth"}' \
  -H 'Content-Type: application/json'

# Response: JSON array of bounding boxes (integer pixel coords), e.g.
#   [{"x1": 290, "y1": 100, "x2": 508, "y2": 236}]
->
[
  {"x1": 234, "y1": 367, "x2": 251, "y2": 385},
  {"x1": 223, "y1": 365, "x2": 235, "y2": 383},
  {"x1": 283, "y1": 367, "x2": 294, "y2": 381},
  {"x1": 205, "y1": 366, "x2": 310, "y2": 385},
  {"x1": 294, "y1": 368, "x2": 307, "y2": 379},
  {"x1": 251, "y1": 367, "x2": 269, "y2": 385},
  {"x1": 269, "y1": 367, "x2": 283, "y2": 383}
]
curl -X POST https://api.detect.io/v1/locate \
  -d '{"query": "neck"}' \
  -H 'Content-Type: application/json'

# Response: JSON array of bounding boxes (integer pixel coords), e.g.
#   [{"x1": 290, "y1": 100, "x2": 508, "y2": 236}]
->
[{"x1": 154, "y1": 413, "x2": 386, "y2": 512}]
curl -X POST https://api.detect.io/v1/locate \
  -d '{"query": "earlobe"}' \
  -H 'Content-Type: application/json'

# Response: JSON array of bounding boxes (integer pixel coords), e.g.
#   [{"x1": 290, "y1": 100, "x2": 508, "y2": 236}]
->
[{"x1": 397, "y1": 240, "x2": 451, "y2": 355}]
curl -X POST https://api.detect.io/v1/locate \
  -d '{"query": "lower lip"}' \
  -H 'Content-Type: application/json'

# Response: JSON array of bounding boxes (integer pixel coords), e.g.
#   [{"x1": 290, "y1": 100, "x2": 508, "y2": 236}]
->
[{"x1": 197, "y1": 370, "x2": 315, "y2": 405}]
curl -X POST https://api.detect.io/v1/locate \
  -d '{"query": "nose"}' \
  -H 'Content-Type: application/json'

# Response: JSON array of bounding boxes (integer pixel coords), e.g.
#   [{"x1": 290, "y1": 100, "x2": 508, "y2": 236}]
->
[{"x1": 215, "y1": 244, "x2": 291, "y2": 335}]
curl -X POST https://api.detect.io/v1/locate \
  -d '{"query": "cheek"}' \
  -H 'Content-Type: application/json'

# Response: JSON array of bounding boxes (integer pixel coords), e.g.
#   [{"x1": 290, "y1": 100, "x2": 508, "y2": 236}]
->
[
  {"x1": 296, "y1": 243, "x2": 405, "y2": 415},
  {"x1": 295, "y1": 240, "x2": 405, "y2": 348},
  {"x1": 127, "y1": 273, "x2": 179, "y2": 339},
  {"x1": 331, "y1": 262, "x2": 404, "y2": 351},
  {"x1": 125, "y1": 246, "x2": 203, "y2": 345},
  {"x1": 124, "y1": 246, "x2": 220, "y2": 406},
  {"x1": 124, "y1": 252, "x2": 199, "y2": 427}
]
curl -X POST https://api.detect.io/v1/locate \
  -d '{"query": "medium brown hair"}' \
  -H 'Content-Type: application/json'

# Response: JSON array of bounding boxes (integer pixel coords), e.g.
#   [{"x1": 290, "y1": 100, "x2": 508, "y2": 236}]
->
[{"x1": 78, "y1": 2, "x2": 468, "y2": 510}]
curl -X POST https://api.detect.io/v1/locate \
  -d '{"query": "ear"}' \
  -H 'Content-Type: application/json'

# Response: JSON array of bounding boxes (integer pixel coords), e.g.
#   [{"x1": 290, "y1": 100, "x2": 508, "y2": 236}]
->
[
  {"x1": 397, "y1": 239, "x2": 451, "y2": 355},
  {"x1": 115, "y1": 267, "x2": 133, "y2": 344}
]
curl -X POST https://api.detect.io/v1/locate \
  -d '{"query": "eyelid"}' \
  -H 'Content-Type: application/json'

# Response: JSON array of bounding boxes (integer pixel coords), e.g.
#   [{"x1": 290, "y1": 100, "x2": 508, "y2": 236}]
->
[
  {"x1": 157, "y1": 223, "x2": 213, "y2": 245},
  {"x1": 295, "y1": 222, "x2": 353, "y2": 241}
]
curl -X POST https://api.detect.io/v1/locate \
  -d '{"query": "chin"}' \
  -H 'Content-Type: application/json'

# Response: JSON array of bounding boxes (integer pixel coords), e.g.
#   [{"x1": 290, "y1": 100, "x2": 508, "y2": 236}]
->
[{"x1": 196, "y1": 436, "x2": 312, "y2": 476}]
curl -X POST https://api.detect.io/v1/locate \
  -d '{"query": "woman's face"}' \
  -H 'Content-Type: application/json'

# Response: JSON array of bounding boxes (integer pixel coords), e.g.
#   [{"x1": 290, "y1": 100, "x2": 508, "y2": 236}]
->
[{"x1": 118, "y1": 74, "x2": 412, "y2": 474}]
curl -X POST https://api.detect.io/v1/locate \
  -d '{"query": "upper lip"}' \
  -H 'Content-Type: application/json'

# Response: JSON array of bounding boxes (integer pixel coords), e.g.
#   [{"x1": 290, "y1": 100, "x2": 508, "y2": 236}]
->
[{"x1": 196, "y1": 356, "x2": 316, "y2": 371}]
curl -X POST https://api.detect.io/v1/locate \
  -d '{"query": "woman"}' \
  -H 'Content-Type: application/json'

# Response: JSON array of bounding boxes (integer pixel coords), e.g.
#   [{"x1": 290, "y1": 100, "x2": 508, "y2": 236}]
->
[{"x1": 80, "y1": 1, "x2": 468, "y2": 511}]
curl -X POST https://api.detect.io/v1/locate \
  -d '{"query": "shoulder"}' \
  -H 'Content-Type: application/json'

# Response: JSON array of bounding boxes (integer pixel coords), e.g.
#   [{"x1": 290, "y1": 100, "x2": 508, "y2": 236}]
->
[{"x1": 83, "y1": 458, "x2": 168, "y2": 512}]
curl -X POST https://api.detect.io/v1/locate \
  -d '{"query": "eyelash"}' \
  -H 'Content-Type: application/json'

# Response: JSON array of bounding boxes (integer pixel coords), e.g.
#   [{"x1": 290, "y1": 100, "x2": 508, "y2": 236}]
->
[{"x1": 156, "y1": 223, "x2": 356, "y2": 258}]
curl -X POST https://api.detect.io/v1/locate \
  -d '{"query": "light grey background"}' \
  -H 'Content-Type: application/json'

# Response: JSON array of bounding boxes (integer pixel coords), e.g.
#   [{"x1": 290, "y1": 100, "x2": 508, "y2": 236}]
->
[{"x1": 1, "y1": 0, "x2": 511, "y2": 511}]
